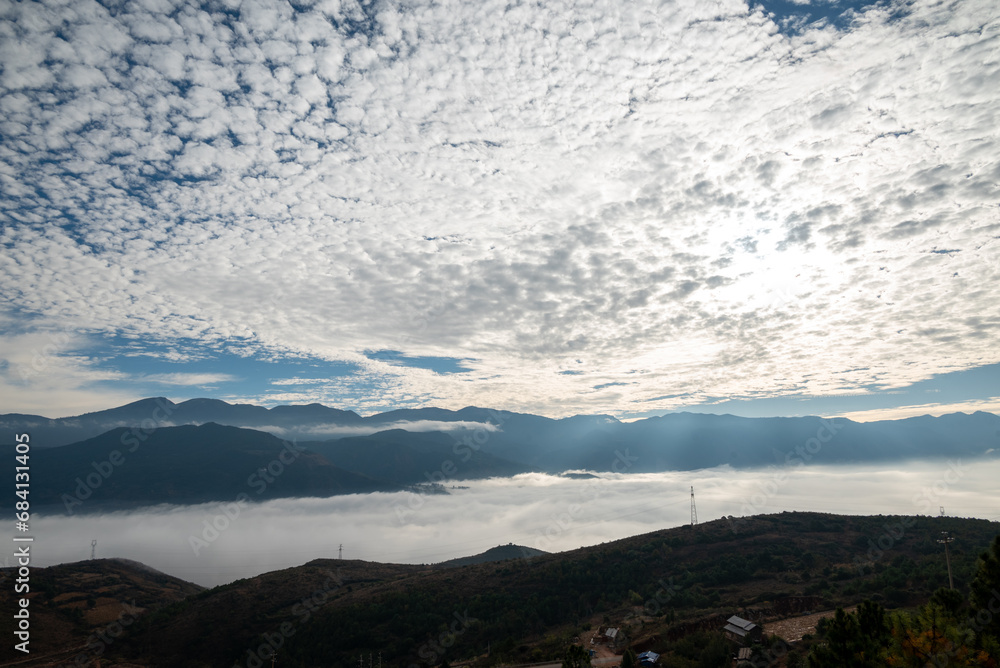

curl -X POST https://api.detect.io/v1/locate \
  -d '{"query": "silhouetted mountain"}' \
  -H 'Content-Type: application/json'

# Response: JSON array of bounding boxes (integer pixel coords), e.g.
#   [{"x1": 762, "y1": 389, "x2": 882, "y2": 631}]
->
[
  {"x1": 4, "y1": 398, "x2": 998, "y2": 475},
  {"x1": 32, "y1": 423, "x2": 395, "y2": 511},
  {"x1": 434, "y1": 543, "x2": 548, "y2": 568},
  {"x1": 303, "y1": 429, "x2": 532, "y2": 485},
  {"x1": 1, "y1": 397, "x2": 364, "y2": 448}
]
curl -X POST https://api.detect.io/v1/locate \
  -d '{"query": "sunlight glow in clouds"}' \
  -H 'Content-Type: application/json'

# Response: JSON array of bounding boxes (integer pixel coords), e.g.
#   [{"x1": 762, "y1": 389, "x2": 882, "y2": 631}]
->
[{"x1": 1, "y1": 0, "x2": 998, "y2": 417}]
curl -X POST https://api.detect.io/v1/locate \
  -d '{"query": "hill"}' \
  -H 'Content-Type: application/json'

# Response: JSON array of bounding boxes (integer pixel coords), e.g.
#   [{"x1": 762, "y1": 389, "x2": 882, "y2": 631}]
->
[
  {"x1": 0, "y1": 558, "x2": 202, "y2": 665},
  {"x1": 302, "y1": 429, "x2": 532, "y2": 485},
  {"x1": 434, "y1": 543, "x2": 549, "y2": 569},
  {"x1": 102, "y1": 511, "x2": 998, "y2": 667},
  {"x1": 31, "y1": 422, "x2": 397, "y2": 511}
]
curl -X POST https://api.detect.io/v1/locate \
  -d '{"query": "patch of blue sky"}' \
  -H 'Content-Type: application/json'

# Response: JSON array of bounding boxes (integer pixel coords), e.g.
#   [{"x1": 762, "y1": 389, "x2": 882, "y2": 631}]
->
[
  {"x1": 627, "y1": 362, "x2": 1000, "y2": 420},
  {"x1": 89, "y1": 334, "x2": 359, "y2": 398},
  {"x1": 752, "y1": 0, "x2": 890, "y2": 35},
  {"x1": 365, "y1": 349, "x2": 473, "y2": 374}
]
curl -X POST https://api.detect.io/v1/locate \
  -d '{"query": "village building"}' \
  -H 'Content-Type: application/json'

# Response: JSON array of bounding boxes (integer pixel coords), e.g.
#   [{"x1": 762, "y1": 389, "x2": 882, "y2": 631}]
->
[{"x1": 723, "y1": 615, "x2": 762, "y2": 645}]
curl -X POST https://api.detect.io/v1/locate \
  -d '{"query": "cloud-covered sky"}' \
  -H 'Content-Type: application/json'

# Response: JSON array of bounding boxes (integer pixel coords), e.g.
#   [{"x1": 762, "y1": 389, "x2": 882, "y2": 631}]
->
[
  {"x1": 29, "y1": 462, "x2": 1000, "y2": 587},
  {"x1": 1, "y1": 0, "x2": 998, "y2": 419}
]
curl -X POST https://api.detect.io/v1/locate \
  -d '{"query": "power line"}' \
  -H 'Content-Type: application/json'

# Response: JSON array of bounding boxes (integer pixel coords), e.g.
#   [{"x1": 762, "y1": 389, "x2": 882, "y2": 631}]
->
[
  {"x1": 937, "y1": 531, "x2": 955, "y2": 589},
  {"x1": 690, "y1": 486, "x2": 698, "y2": 527}
]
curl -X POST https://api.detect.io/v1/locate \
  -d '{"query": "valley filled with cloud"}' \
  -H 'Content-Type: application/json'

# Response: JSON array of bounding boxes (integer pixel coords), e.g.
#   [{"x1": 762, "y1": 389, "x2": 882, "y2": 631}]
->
[{"x1": 28, "y1": 460, "x2": 1000, "y2": 587}]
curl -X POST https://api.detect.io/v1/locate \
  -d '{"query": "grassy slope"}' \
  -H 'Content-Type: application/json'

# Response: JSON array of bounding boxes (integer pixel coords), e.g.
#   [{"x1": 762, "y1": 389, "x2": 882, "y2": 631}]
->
[
  {"x1": 0, "y1": 558, "x2": 203, "y2": 665},
  {"x1": 113, "y1": 511, "x2": 998, "y2": 668}
]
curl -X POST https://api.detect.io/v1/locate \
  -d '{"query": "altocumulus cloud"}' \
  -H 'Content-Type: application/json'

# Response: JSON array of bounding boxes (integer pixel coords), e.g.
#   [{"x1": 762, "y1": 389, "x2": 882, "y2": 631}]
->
[{"x1": 0, "y1": 0, "x2": 998, "y2": 416}]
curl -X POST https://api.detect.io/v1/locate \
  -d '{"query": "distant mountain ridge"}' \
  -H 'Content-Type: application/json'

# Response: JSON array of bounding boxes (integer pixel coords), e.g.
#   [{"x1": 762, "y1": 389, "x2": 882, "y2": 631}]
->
[
  {"x1": 32, "y1": 422, "x2": 398, "y2": 510},
  {"x1": 7, "y1": 398, "x2": 1000, "y2": 513}
]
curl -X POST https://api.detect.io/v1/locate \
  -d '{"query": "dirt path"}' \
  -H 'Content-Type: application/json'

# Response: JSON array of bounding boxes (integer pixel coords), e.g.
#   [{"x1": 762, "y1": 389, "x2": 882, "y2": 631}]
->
[{"x1": 764, "y1": 607, "x2": 857, "y2": 643}]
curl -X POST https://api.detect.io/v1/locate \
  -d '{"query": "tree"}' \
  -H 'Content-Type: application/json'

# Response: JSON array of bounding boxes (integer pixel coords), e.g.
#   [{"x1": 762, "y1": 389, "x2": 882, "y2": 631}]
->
[
  {"x1": 808, "y1": 602, "x2": 889, "y2": 668},
  {"x1": 562, "y1": 644, "x2": 591, "y2": 668},
  {"x1": 969, "y1": 534, "x2": 1000, "y2": 640},
  {"x1": 887, "y1": 603, "x2": 987, "y2": 667},
  {"x1": 620, "y1": 648, "x2": 636, "y2": 668},
  {"x1": 929, "y1": 587, "x2": 965, "y2": 616}
]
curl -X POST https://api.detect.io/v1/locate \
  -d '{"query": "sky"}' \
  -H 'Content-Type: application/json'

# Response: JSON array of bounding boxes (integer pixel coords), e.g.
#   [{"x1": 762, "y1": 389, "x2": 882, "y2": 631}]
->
[
  {"x1": 1, "y1": 0, "x2": 999, "y2": 421},
  {"x1": 25, "y1": 462, "x2": 1000, "y2": 587}
]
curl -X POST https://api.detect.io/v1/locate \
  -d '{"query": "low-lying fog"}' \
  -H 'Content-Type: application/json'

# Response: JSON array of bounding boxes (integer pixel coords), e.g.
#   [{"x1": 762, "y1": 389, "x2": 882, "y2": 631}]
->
[{"x1": 30, "y1": 459, "x2": 1000, "y2": 587}]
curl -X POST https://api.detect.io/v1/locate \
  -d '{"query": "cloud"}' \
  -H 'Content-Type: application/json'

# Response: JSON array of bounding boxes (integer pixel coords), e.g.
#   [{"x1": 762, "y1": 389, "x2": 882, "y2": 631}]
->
[
  {"x1": 31, "y1": 460, "x2": 1000, "y2": 587},
  {"x1": 0, "y1": 329, "x2": 135, "y2": 417},
  {"x1": 833, "y1": 397, "x2": 1000, "y2": 423},
  {"x1": 0, "y1": 0, "x2": 998, "y2": 417},
  {"x1": 262, "y1": 419, "x2": 502, "y2": 438},
  {"x1": 141, "y1": 372, "x2": 238, "y2": 386}
]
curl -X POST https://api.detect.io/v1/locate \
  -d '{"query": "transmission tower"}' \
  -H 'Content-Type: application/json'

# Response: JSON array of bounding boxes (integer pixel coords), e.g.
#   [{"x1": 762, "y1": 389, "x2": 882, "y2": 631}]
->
[
  {"x1": 91, "y1": 539, "x2": 97, "y2": 560},
  {"x1": 339, "y1": 544, "x2": 343, "y2": 560},
  {"x1": 690, "y1": 486, "x2": 698, "y2": 526},
  {"x1": 937, "y1": 532, "x2": 955, "y2": 589}
]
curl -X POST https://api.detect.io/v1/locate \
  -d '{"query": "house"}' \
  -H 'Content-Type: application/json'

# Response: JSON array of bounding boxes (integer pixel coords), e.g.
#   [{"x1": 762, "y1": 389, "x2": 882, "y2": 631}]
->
[
  {"x1": 591, "y1": 626, "x2": 626, "y2": 651},
  {"x1": 735, "y1": 647, "x2": 754, "y2": 667},
  {"x1": 637, "y1": 650, "x2": 660, "y2": 667},
  {"x1": 723, "y1": 615, "x2": 762, "y2": 644}
]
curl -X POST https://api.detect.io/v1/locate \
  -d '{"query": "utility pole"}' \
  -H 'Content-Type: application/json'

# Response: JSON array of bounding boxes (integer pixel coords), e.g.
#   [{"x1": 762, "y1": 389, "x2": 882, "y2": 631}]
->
[
  {"x1": 938, "y1": 532, "x2": 955, "y2": 589},
  {"x1": 690, "y1": 486, "x2": 698, "y2": 527},
  {"x1": 91, "y1": 539, "x2": 97, "y2": 560}
]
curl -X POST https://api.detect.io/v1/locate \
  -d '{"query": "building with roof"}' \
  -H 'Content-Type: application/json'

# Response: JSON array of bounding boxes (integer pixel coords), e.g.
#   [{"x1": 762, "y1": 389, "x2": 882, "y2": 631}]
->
[
  {"x1": 723, "y1": 615, "x2": 762, "y2": 644},
  {"x1": 637, "y1": 650, "x2": 660, "y2": 667}
]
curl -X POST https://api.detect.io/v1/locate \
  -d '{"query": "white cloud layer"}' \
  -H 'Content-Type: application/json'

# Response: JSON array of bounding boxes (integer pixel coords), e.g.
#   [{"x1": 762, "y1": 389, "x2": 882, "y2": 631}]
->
[
  {"x1": 262, "y1": 419, "x2": 501, "y2": 438},
  {"x1": 1, "y1": 0, "x2": 999, "y2": 416},
  {"x1": 30, "y1": 461, "x2": 1000, "y2": 587}
]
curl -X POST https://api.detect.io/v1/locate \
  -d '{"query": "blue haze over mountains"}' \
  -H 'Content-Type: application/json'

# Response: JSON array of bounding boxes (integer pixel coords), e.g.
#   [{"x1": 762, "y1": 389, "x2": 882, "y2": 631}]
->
[{"x1": 5, "y1": 398, "x2": 998, "y2": 511}]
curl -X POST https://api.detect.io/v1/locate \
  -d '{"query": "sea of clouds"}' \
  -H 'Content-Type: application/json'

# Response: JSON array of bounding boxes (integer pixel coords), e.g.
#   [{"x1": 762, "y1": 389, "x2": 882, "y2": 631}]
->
[{"x1": 27, "y1": 459, "x2": 1000, "y2": 587}]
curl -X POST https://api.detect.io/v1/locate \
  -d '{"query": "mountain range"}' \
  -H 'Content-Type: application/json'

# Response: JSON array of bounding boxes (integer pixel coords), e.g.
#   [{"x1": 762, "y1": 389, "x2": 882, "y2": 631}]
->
[{"x1": 8, "y1": 398, "x2": 999, "y2": 511}]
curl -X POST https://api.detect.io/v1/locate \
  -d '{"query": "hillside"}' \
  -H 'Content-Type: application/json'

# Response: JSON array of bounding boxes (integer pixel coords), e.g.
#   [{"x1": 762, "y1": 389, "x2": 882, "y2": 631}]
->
[
  {"x1": 434, "y1": 543, "x2": 549, "y2": 568},
  {"x1": 105, "y1": 512, "x2": 998, "y2": 667},
  {"x1": 302, "y1": 429, "x2": 533, "y2": 484},
  {"x1": 32, "y1": 422, "x2": 397, "y2": 511},
  {"x1": 0, "y1": 558, "x2": 202, "y2": 665},
  {"x1": 6, "y1": 398, "x2": 999, "y2": 476}
]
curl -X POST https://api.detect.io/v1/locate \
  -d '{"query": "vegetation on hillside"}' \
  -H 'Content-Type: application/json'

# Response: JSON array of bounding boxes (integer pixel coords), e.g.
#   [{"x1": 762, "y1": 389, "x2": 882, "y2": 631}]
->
[
  {"x1": 805, "y1": 535, "x2": 1000, "y2": 667},
  {"x1": 110, "y1": 512, "x2": 998, "y2": 667}
]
